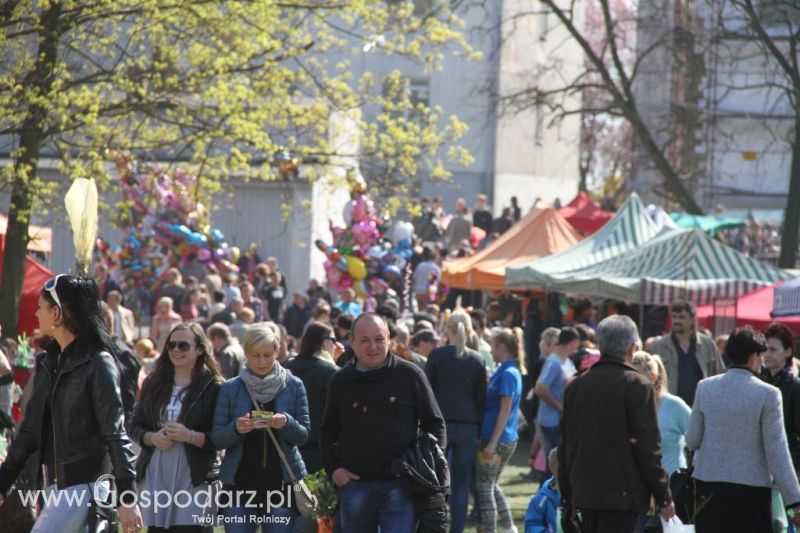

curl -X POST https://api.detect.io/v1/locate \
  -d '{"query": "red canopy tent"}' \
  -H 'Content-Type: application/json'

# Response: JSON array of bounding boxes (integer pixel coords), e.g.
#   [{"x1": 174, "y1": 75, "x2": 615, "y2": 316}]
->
[
  {"x1": 558, "y1": 191, "x2": 613, "y2": 236},
  {"x1": 696, "y1": 283, "x2": 800, "y2": 336},
  {"x1": 0, "y1": 236, "x2": 54, "y2": 335}
]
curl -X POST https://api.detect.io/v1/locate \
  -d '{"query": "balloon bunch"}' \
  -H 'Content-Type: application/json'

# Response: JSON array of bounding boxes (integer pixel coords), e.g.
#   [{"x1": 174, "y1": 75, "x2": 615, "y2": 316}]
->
[
  {"x1": 97, "y1": 154, "x2": 241, "y2": 292},
  {"x1": 315, "y1": 174, "x2": 414, "y2": 301}
]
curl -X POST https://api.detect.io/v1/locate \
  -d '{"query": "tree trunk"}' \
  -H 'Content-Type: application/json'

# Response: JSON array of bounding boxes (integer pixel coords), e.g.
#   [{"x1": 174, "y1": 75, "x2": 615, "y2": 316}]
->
[
  {"x1": 779, "y1": 113, "x2": 800, "y2": 268},
  {"x1": 0, "y1": 180, "x2": 33, "y2": 336},
  {"x1": 0, "y1": 4, "x2": 61, "y2": 335}
]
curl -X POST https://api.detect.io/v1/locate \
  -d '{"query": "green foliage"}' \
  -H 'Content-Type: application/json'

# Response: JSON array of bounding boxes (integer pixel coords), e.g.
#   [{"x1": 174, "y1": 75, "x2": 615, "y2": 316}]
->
[
  {"x1": 303, "y1": 469, "x2": 338, "y2": 519},
  {"x1": 0, "y1": 0, "x2": 474, "y2": 203}
]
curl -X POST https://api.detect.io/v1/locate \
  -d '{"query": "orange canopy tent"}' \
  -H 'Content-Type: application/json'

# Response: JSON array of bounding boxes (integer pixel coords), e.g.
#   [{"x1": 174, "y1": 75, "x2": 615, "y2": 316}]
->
[
  {"x1": 442, "y1": 206, "x2": 582, "y2": 291},
  {"x1": 0, "y1": 235, "x2": 54, "y2": 335},
  {"x1": 558, "y1": 191, "x2": 613, "y2": 236}
]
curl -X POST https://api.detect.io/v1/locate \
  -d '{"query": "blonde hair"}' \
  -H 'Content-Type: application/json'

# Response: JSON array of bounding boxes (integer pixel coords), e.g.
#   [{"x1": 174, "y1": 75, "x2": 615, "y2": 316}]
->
[
  {"x1": 539, "y1": 327, "x2": 560, "y2": 354},
  {"x1": 157, "y1": 296, "x2": 173, "y2": 309},
  {"x1": 632, "y1": 351, "x2": 668, "y2": 392},
  {"x1": 238, "y1": 307, "x2": 256, "y2": 323},
  {"x1": 492, "y1": 327, "x2": 527, "y2": 375},
  {"x1": 242, "y1": 321, "x2": 281, "y2": 356},
  {"x1": 135, "y1": 338, "x2": 155, "y2": 356},
  {"x1": 446, "y1": 309, "x2": 474, "y2": 358}
]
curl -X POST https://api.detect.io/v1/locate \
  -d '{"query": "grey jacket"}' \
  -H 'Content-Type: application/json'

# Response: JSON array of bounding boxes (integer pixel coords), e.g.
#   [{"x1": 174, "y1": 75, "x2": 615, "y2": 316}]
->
[
  {"x1": 686, "y1": 368, "x2": 800, "y2": 507},
  {"x1": 650, "y1": 332, "x2": 725, "y2": 397}
]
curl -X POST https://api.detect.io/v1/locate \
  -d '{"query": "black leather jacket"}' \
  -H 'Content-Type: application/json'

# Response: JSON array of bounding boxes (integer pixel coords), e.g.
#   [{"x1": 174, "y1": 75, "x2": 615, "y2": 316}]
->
[
  {"x1": 0, "y1": 341, "x2": 137, "y2": 496},
  {"x1": 763, "y1": 367, "x2": 800, "y2": 472},
  {"x1": 130, "y1": 373, "x2": 223, "y2": 486}
]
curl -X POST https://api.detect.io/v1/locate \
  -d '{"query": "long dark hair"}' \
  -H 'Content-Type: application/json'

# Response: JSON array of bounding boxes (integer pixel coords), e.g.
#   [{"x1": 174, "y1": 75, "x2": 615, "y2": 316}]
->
[
  {"x1": 41, "y1": 275, "x2": 112, "y2": 357},
  {"x1": 138, "y1": 323, "x2": 222, "y2": 425},
  {"x1": 298, "y1": 322, "x2": 334, "y2": 359}
]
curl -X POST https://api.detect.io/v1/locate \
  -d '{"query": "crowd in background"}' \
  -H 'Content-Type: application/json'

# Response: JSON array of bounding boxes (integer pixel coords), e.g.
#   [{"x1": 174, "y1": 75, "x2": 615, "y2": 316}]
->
[{"x1": 0, "y1": 194, "x2": 799, "y2": 533}]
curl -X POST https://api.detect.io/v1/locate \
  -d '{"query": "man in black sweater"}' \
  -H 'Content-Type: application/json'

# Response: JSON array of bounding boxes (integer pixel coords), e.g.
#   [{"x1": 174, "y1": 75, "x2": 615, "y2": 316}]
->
[{"x1": 321, "y1": 313, "x2": 446, "y2": 533}]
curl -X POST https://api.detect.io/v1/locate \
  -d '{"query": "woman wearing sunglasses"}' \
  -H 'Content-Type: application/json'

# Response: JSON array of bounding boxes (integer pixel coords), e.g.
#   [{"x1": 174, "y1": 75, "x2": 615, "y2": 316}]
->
[
  {"x1": 286, "y1": 321, "x2": 341, "y2": 473},
  {"x1": 212, "y1": 321, "x2": 310, "y2": 532},
  {"x1": 130, "y1": 323, "x2": 224, "y2": 531},
  {"x1": 0, "y1": 274, "x2": 143, "y2": 532}
]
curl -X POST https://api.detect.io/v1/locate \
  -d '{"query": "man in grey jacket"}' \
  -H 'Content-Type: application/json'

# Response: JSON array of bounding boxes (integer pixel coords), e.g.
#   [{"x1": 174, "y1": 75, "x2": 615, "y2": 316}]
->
[{"x1": 650, "y1": 301, "x2": 725, "y2": 406}]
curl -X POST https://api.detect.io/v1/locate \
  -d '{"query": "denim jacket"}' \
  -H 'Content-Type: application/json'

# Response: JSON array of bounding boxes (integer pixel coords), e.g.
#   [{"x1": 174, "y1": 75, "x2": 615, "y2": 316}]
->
[{"x1": 211, "y1": 374, "x2": 310, "y2": 485}]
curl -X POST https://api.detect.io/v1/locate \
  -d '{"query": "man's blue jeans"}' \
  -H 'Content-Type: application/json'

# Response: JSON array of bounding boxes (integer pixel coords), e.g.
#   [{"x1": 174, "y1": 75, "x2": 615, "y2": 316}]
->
[
  {"x1": 338, "y1": 478, "x2": 415, "y2": 533},
  {"x1": 445, "y1": 421, "x2": 480, "y2": 533}
]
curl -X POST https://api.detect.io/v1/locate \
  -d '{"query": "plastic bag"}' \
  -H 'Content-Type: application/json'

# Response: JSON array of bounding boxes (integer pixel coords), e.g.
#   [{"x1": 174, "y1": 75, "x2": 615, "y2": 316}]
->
[
  {"x1": 661, "y1": 516, "x2": 695, "y2": 533},
  {"x1": 772, "y1": 488, "x2": 789, "y2": 533}
]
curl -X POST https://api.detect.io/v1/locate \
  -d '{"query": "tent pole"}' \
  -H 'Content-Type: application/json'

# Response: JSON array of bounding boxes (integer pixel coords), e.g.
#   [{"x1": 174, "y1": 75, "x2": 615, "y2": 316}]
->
[{"x1": 638, "y1": 283, "x2": 646, "y2": 338}]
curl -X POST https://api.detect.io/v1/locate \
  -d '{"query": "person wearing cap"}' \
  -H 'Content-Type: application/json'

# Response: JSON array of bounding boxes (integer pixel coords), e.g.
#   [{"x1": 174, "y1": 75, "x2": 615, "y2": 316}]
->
[
  {"x1": 687, "y1": 326, "x2": 800, "y2": 531},
  {"x1": 559, "y1": 315, "x2": 673, "y2": 532},
  {"x1": 534, "y1": 327, "x2": 578, "y2": 477}
]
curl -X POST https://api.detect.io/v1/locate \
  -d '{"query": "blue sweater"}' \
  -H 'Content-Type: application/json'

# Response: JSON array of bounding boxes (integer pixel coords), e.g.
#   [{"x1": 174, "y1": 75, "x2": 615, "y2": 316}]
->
[
  {"x1": 211, "y1": 375, "x2": 310, "y2": 485},
  {"x1": 525, "y1": 477, "x2": 559, "y2": 533},
  {"x1": 658, "y1": 394, "x2": 691, "y2": 476}
]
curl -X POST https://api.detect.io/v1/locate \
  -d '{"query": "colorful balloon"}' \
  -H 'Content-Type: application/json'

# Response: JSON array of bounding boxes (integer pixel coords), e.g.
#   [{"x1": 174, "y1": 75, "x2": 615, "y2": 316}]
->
[{"x1": 346, "y1": 256, "x2": 367, "y2": 280}]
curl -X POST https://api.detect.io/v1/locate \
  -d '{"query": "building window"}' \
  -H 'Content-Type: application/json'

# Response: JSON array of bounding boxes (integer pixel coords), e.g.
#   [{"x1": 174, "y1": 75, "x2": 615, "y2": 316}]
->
[
  {"x1": 414, "y1": 0, "x2": 434, "y2": 15},
  {"x1": 383, "y1": 77, "x2": 430, "y2": 124},
  {"x1": 759, "y1": 0, "x2": 799, "y2": 27},
  {"x1": 539, "y1": 4, "x2": 548, "y2": 41},
  {"x1": 535, "y1": 100, "x2": 545, "y2": 146}
]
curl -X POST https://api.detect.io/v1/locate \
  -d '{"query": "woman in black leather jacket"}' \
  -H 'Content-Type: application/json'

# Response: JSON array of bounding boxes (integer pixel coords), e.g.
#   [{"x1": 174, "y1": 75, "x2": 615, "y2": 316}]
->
[
  {"x1": 762, "y1": 322, "x2": 800, "y2": 473},
  {"x1": 0, "y1": 274, "x2": 143, "y2": 532},
  {"x1": 131, "y1": 322, "x2": 223, "y2": 532}
]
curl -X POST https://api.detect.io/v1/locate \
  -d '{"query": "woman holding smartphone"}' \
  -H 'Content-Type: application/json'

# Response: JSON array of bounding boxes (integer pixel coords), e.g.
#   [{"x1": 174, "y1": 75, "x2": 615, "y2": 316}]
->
[{"x1": 211, "y1": 322, "x2": 310, "y2": 532}]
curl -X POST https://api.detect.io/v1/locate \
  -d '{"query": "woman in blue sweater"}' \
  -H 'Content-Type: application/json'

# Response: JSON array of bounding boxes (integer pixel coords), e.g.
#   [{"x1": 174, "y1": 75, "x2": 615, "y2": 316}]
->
[
  {"x1": 631, "y1": 351, "x2": 691, "y2": 476},
  {"x1": 211, "y1": 321, "x2": 310, "y2": 532}
]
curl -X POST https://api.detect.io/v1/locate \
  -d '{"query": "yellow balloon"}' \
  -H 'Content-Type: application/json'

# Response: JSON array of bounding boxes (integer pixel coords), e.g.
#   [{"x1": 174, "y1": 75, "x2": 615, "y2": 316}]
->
[
  {"x1": 230, "y1": 246, "x2": 241, "y2": 264},
  {"x1": 345, "y1": 256, "x2": 367, "y2": 280}
]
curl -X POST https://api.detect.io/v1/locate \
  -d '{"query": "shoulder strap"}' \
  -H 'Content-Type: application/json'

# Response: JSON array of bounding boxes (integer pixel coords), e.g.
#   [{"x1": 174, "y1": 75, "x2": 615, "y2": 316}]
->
[{"x1": 242, "y1": 383, "x2": 299, "y2": 482}]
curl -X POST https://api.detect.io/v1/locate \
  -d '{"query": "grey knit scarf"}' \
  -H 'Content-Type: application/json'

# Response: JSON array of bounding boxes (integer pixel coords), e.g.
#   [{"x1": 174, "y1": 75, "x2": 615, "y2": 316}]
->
[{"x1": 240, "y1": 362, "x2": 288, "y2": 404}]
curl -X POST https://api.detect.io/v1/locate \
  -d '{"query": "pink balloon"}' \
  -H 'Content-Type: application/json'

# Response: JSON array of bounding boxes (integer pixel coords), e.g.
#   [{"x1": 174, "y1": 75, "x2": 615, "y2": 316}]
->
[
  {"x1": 197, "y1": 248, "x2": 212, "y2": 262},
  {"x1": 351, "y1": 194, "x2": 375, "y2": 223},
  {"x1": 352, "y1": 221, "x2": 380, "y2": 247}
]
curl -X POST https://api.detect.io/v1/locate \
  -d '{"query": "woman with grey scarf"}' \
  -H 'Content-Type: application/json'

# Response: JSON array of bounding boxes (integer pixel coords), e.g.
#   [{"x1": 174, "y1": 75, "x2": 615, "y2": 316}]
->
[{"x1": 212, "y1": 321, "x2": 310, "y2": 532}]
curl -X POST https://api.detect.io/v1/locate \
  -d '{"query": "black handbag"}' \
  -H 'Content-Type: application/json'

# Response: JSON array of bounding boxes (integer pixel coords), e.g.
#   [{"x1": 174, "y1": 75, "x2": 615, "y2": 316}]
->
[
  {"x1": 669, "y1": 467, "x2": 696, "y2": 524},
  {"x1": 85, "y1": 479, "x2": 118, "y2": 533}
]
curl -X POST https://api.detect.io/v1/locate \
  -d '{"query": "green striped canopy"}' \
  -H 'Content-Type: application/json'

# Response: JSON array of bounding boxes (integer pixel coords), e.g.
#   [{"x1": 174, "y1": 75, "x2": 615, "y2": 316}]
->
[
  {"x1": 543, "y1": 228, "x2": 793, "y2": 305},
  {"x1": 505, "y1": 192, "x2": 659, "y2": 289}
]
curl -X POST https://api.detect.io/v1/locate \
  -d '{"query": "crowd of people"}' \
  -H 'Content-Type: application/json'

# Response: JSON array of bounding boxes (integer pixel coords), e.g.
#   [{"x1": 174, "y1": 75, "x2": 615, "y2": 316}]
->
[
  {"x1": 0, "y1": 269, "x2": 529, "y2": 533},
  {"x1": 0, "y1": 195, "x2": 798, "y2": 533}
]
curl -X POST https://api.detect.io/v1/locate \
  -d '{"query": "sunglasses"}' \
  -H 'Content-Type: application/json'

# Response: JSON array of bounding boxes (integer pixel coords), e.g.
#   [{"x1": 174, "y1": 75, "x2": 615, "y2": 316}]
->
[
  {"x1": 44, "y1": 274, "x2": 66, "y2": 309},
  {"x1": 166, "y1": 340, "x2": 194, "y2": 352}
]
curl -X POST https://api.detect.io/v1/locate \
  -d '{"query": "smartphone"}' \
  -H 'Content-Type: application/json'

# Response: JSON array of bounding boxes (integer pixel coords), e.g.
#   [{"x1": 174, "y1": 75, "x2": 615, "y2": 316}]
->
[{"x1": 251, "y1": 410, "x2": 273, "y2": 421}]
